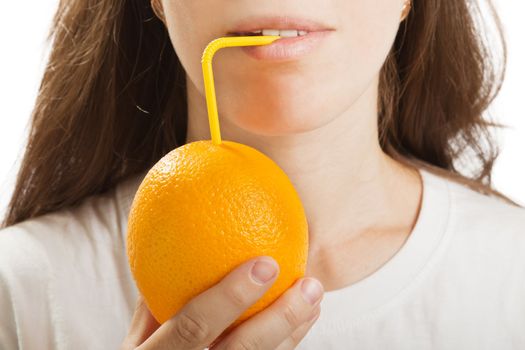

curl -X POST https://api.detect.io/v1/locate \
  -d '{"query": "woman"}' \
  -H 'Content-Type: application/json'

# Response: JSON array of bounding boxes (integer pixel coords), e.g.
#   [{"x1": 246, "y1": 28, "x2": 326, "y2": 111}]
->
[{"x1": 1, "y1": 0, "x2": 524, "y2": 348}]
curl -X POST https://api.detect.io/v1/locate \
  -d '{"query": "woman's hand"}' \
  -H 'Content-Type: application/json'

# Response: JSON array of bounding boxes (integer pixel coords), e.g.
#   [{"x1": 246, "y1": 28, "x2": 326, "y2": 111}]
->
[{"x1": 121, "y1": 256, "x2": 323, "y2": 350}]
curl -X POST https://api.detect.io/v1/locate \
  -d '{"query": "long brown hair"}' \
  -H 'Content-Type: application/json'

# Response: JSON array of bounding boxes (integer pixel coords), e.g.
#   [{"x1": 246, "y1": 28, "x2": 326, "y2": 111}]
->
[{"x1": 2, "y1": 0, "x2": 519, "y2": 227}]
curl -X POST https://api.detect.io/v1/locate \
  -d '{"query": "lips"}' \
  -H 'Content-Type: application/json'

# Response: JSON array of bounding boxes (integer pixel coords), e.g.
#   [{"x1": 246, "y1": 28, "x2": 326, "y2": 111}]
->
[
  {"x1": 239, "y1": 30, "x2": 333, "y2": 61},
  {"x1": 226, "y1": 15, "x2": 335, "y2": 36},
  {"x1": 222, "y1": 15, "x2": 335, "y2": 61}
]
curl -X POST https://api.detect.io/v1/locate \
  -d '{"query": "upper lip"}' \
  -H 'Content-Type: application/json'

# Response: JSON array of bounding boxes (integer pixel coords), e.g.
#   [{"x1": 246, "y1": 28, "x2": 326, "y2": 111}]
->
[{"x1": 226, "y1": 15, "x2": 335, "y2": 35}]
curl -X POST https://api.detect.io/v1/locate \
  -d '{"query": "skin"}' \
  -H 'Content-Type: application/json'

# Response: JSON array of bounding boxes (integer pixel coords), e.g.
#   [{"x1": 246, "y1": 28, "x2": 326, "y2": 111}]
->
[{"x1": 123, "y1": 0, "x2": 421, "y2": 348}]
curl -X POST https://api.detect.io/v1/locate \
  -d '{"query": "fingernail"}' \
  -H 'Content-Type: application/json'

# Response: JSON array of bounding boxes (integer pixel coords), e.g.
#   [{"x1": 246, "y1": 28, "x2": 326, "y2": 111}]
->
[
  {"x1": 301, "y1": 278, "x2": 323, "y2": 305},
  {"x1": 250, "y1": 258, "x2": 278, "y2": 285}
]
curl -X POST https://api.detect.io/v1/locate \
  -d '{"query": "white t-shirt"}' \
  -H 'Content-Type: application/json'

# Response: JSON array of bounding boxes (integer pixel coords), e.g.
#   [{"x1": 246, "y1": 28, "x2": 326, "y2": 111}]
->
[{"x1": 1, "y1": 167, "x2": 524, "y2": 350}]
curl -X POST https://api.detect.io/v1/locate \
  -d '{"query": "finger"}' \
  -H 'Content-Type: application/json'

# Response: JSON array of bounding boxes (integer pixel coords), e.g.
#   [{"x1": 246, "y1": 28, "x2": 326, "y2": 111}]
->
[
  {"x1": 138, "y1": 256, "x2": 279, "y2": 350},
  {"x1": 213, "y1": 277, "x2": 324, "y2": 350},
  {"x1": 120, "y1": 296, "x2": 161, "y2": 349},
  {"x1": 274, "y1": 305, "x2": 321, "y2": 350}
]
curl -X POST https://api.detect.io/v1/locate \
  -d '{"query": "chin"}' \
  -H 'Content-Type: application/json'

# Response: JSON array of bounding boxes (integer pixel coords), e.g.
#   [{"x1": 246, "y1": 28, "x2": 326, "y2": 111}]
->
[{"x1": 231, "y1": 107, "x2": 336, "y2": 137}]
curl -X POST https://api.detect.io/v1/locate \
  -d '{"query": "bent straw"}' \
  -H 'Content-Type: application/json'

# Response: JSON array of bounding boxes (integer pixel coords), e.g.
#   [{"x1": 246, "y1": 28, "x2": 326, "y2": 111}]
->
[{"x1": 201, "y1": 36, "x2": 281, "y2": 145}]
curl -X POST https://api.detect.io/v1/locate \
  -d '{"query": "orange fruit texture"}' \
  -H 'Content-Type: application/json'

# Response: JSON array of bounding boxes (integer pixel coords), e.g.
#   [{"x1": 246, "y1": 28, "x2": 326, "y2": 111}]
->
[{"x1": 126, "y1": 139, "x2": 309, "y2": 329}]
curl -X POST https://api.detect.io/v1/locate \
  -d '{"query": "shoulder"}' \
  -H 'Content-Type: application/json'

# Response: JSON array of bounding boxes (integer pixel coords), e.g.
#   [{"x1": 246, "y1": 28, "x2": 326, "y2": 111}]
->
[
  {"x1": 434, "y1": 174, "x2": 525, "y2": 269},
  {"x1": 0, "y1": 172, "x2": 139, "y2": 268},
  {"x1": 0, "y1": 219, "x2": 57, "y2": 348},
  {"x1": 0, "y1": 171, "x2": 145, "y2": 282},
  {"x1": 0, "y1": 172, "x2": 144, "y2": 348},
  {"x1": 0, "y1": 171, "x2": 144, "y2": 260},
  {"x1": 446, "y1": 178, "x2": 525, "y2": 239}
]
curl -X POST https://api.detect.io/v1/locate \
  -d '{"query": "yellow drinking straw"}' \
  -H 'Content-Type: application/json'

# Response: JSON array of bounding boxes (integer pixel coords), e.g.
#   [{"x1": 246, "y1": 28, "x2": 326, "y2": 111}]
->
[{"x1": 201, "y1": 36, "x2": 281, "y2": 145}]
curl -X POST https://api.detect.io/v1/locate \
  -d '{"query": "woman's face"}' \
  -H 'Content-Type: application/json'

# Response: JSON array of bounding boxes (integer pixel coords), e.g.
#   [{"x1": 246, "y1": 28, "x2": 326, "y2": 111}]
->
[{"x1": 160, "y1": 0, "x2": 405, "y2": 136}]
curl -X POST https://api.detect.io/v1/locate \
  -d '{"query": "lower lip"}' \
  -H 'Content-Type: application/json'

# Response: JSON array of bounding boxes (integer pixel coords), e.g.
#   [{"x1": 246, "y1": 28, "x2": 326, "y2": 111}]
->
[{"x1": 240, "y1": 31, "x2": 333, "y2": 61}]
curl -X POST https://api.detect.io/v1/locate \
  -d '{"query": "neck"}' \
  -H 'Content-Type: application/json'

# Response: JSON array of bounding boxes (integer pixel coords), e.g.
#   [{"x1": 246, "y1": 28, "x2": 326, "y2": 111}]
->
[{"x1": 184, "y1": 74, "x2": 422, "y2": 268}]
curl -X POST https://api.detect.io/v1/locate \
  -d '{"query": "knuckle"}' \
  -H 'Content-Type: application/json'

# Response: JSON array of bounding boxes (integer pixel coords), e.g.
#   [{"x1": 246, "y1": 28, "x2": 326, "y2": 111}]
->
[
  {"x1": 225, "y1": 283, "x2": 251, "y2": 307},
  {"x1": 281, "y1": 303, "x2": 302, "y2": 329},
  {"x1": 172, "y1": 310, "x2": 210, "y2": 346}
]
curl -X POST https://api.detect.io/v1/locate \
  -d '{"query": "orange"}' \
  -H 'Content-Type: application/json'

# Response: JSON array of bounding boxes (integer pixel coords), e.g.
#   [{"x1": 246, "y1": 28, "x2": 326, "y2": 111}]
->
[{"x1": 126, "y1": 139, "x2": 309, "y2": 329}]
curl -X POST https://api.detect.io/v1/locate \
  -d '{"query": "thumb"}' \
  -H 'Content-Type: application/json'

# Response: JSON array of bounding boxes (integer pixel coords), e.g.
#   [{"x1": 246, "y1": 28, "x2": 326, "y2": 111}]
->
[{"x1": 121, "y1": 295, "x2": 161, "y2": 350}]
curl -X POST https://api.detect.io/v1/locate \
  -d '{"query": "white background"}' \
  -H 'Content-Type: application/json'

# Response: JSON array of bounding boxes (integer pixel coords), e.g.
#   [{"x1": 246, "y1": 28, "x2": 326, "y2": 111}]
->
[{"x1": 0, "y1": 1, "x2": 524, "y2": 220}]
